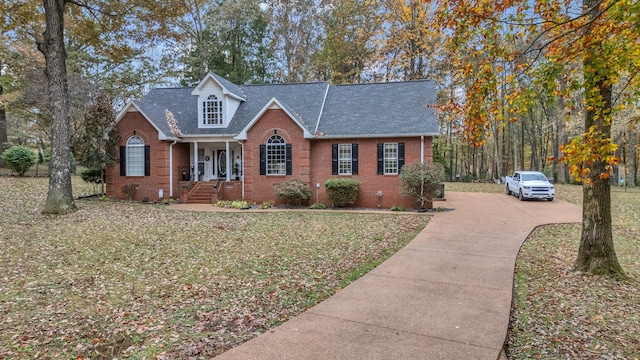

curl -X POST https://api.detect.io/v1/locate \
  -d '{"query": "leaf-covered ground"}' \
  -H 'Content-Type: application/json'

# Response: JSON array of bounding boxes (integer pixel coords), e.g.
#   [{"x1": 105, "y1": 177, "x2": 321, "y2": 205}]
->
[
  {"x1": 0, "y1": 177, "x2": 428, "y2": 359},
  {"x1": 445, "y1": 181, "x2": 640, "y2": 358}
]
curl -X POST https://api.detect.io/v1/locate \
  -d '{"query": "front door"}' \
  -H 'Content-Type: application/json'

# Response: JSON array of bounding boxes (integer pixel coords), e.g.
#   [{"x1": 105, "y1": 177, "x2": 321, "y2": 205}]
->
[
  {"x1": 197, "y1": 148, "x2": 213, "y2": 181},
  {"x1": 217, "y1": 150, "x2": 227, "y2": 178}
]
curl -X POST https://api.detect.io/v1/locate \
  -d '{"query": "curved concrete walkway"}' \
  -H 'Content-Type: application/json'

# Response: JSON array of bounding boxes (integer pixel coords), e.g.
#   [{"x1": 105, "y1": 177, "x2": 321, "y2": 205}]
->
[{"x1": 181, "y1": 192, "x2": 582, "y2": 359}]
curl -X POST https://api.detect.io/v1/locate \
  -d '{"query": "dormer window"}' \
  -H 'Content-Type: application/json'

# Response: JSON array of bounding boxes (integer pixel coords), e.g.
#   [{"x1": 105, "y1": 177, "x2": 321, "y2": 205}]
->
[{"x1": 203, "y1": 94, "x2": 222, "y2": 126}]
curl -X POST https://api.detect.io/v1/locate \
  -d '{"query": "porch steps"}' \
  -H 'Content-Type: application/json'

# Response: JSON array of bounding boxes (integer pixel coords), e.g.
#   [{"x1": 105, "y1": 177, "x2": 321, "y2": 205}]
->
[{"x1": 187, "y1": 182, "x2": 219, "y2": 204}]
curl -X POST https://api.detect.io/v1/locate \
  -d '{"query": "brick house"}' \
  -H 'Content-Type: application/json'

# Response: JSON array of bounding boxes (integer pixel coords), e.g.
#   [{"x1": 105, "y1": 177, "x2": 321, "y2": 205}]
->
[{"x1": 106, "y1": 73, "x2": 439, "y2": 208}]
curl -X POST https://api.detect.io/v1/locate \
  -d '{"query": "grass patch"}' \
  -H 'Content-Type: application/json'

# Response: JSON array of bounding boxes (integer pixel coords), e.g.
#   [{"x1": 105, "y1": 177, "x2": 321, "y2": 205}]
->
[
  {"x1": 0, "y1": 176, "x2": 428, "y2": 359},
  {"x1": 447, "y1": 181, "x2": 640, "y2": 358}
]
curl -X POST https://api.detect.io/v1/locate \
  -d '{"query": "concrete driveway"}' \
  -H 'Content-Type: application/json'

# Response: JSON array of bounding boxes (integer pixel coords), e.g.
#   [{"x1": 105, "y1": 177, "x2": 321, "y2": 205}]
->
[{"x1": 207, "y1": 192, "x2": 582, "y2": 359}]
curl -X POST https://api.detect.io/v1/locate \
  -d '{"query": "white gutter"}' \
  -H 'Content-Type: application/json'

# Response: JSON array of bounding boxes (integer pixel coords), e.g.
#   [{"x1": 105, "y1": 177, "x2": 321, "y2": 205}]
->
[
  {"x1": 169, "y1": 140, "x2": 177, "y2": 198},
  {"x1": 421, "y1": 136, "x2": 425, "y2": 164},
  {"x1": 314, "y1": 83, "x2": 330, "y2": 134},
  {"x1": 315, "y1": 132, "x2": 439, "y2": 139}
]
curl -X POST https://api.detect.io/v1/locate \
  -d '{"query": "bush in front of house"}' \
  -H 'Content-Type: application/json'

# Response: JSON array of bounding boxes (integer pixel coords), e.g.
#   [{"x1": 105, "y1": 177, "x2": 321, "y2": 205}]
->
[
  {"x1": 1, "y1": 146, "x2": 37, "y2": 176},
  {"x1": 399, "y1": 161, "x2": 445, "y2": 209},
  {"x1": 80, "y1": 168, "x2": 103, "y2": 184},
  {"x1": 121, "y1": 184, "x2": 138, "y2": 201},
  {"x1": 275, "y1": 179, "x2": 312, "y2": 205},
  {"x1": 310, "y1": 202, "x2": 327, "y2": 209},
  {"x1": 325, "y1": 178, "x2": 360, "y2": 207}
]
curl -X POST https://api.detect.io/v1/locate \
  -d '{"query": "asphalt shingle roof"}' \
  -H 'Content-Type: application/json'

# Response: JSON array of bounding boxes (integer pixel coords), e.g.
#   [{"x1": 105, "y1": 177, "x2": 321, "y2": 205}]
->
[
  {"x1": 317, "y1": 80, "x2": 438, "y2": 137},
  {"x1": 129, "y1": 74, "x2": 439, "y2": 139}
]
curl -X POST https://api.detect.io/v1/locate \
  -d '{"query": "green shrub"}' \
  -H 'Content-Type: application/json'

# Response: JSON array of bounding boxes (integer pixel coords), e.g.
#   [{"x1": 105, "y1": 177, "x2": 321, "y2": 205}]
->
[
  {"x1": 231, "y1": 200, "x2": 249, "y2": 209},
  {"x1": 80, "y1": 168, "x2": 103, "y2": 184},
  {"x1": 310, "y1": 202, "x2": 327, "y2": 209},
  {"x1": 324, "y1": 178, "x2": 360, "y2": 207},
  {"x1": 215, "y1": 199, "x2": 249, "y2": 209},
  {"x1": 275, "y1": 179, "x2": 312, "y2": 205},
  {"x1": 261, "y1": 200, "x2": 274, "y2": 209},
  {"x1": 215, "y1": 200, "x2": 231, "y2": 208},
  {"x1": 399, "y1": 161, "x2": 445, "y2": 209},
  {"x1": 391, "y1": 205, "x2": 406, "y2": 211},
  {"x1": 1, "y1": 146, "x2": 37, "y2": 176}
]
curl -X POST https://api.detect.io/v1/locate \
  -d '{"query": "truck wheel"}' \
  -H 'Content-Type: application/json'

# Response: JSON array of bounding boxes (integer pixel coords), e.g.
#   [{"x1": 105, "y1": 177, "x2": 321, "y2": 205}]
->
[
  {"x1": 548, "y1": 197, "x2": 554, "y2": 202},
  {"x1": 518, "y1": 190, "x2": 524, "y2": 201},
  {"x1": 505, "y1": 185, "x2": 511, "y2": 195}
]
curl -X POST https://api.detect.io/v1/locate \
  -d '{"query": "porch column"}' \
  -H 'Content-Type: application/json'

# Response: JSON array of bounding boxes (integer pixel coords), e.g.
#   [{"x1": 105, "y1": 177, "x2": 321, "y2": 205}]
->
[
  {"x1": 225, "y1": 140, "x2": 231, "y2": 181},
  {"x1": 193, "y1": 141, "x2": 198, "y2": 181}
]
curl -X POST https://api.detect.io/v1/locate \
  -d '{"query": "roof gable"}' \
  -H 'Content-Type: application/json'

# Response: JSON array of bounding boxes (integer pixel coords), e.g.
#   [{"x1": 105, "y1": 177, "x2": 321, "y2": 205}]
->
[
  {"x1": 113, "y1": 101, "x2": 173, "y2": 140},
  {"x1": 191, "y1": 73, "x2": 246, "y2": 101},
  {"x1": 236, "y1": 98, "x2": 314, "y2": 140}
]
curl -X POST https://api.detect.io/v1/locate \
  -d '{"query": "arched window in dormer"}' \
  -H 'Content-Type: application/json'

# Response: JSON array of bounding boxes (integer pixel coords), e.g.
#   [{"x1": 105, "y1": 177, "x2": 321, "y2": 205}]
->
[{"x1": 203, "y1": 94, "x2": 223, "y2": 125}]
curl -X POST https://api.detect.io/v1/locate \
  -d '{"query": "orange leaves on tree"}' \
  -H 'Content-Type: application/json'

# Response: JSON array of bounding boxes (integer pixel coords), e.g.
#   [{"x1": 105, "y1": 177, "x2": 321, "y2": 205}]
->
[{"x1": 559, "y1": 126, "x2": 619, "y2": 184}]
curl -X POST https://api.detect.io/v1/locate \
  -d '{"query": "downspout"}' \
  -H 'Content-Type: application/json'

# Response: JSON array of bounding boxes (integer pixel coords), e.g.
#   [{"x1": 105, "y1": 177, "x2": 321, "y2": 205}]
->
[
  {"x1": 421, "y1": 136, "x2": 425, "y2": 209},
  {"x1": 239, "y1": 141, "x2": 245, "y2": 199},
  {"x1": 169, "y1": 140, "x2": 177, "y2": 198}
]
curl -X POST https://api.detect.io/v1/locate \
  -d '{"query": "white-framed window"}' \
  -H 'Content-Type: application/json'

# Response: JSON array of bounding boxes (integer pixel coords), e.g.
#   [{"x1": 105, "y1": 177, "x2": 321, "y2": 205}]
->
[
  {"x1": 384, "y1": 143, "x2": 398, "y2": 175},
  {"x1": 202, "y1": 94, "x2": 222, "y2": 125},
  {"x1": 126, "y1": 135, "x2": 145, "y2": 176},
  {"x1": 266, "y1": 134, "x2": 286, "y2": 175},
  {"x1": 338, "y1": 144, "x2": 352, "y2": 175}
]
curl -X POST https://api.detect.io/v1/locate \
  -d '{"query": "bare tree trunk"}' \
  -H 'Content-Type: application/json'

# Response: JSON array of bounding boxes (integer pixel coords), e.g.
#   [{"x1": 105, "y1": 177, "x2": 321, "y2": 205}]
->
[
  {"x1": 0, "y1": 85, "x2": 7, "y2": 167},
  {"x1": 628, "y1": 126, "x2": 637, "y2": 186},
  {"x1": 574, "y1": 16, "x2": 623, "y2": 275},
  {"x1": 492, "y1": 123, "x2": 501, "y2": 180},
  {"x1": 39, "y1": 0, "x2": 77, "y2": 214}
]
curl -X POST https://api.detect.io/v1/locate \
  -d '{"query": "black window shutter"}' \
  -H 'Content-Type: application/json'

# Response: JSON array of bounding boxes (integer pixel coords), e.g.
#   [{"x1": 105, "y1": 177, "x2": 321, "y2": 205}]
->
[
  {"x1": 144, "y1": 146, "x2": 151, "y2": 176},
  {"x1": 331, "y1": 144, "x2": 338, "y2": 175},
  {"x1": 352, "y1": 144, "x2": 358, "y2": 175},
  {"x1": 398, "y1": 142, "x2": 405, "y2": 171},
  {"x1": 377, "y1": 143, "x2": 384, "y2": 175},
  {"x1": 120, "y1": 146, "x2": 126, "y2": 176},
  {"x1": 285, "y1": 144, "x2": 292, "y2": 175},
  {"x1": 259, "y1": 145, "x2": 266, "y2": 175}
]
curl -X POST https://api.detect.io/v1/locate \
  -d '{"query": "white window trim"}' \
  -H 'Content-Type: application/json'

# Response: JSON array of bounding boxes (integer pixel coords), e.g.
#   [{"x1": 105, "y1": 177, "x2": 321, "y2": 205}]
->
[
  {"x1": 266, "y1": 134, "x2": 286, "y2": 176},
  {"x1": 201, "y1": 94, "x2": 224, "y2": 128},
  {"x1": 384, "y1": 143, "x2": 399, "y2": 175},
  {"x1": 338, "y1": 143, "x2": 352, "y2": 175},
  {"x1": 126, "y1": 135, "x2": 145, "y2": 176}
]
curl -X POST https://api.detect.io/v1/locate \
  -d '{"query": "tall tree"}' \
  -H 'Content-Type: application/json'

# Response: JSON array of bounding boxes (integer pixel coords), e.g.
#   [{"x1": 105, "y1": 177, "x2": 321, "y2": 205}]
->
[
  {"x1": 38, "y1": 0, "x2": 76, "y2": 214},
  {"x1": 313, "y1": 0, "x2": 382, "y2": 83},
  {"x1": 266, "y1": 0, "x2": 322, "y2": 82},
  {"x1": 425, "y1": 0, "x2": 639, "y2": 276},
  {"x1": 184, "y1": 0, "x2": 274, "y2": 84},
  {"x1": 2, "y1": 0, "x2": 189, "y2": 214},
  {"x1": 381, "y1": 0, "x2": 437, "y2": 81},
  {"x1": 74, "y1": 92, "x2": 119, "y2": 193}
]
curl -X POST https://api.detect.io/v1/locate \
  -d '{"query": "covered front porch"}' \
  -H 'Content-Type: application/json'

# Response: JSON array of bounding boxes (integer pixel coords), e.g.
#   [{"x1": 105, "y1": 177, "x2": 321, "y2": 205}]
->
[
  {"x1": 179, "y1": 140, "x2": 243, "y2": 182},
  {"x1": 177, "y1": 139, "x2": 244, "y2": 204}
]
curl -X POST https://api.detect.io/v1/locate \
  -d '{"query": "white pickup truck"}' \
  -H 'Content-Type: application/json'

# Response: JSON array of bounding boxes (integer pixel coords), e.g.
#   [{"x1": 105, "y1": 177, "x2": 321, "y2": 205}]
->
[{"x1": 505, "y1": 171, "x2": 555, "y2": 201}]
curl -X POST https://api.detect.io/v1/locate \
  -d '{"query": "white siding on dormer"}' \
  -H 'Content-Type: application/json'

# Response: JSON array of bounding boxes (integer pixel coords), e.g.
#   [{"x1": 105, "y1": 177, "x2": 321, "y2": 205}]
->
[
  {"x1": 195, "y1": 77, "x2": 241, "y2": 129},
  {"x1": 225, "y1": 97, "x2": 241, "y2": 125}
]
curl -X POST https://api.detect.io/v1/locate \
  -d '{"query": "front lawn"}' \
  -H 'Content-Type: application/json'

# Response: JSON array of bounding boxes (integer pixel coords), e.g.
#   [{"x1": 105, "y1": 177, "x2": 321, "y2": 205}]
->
[{"x1": 0, "y1": 177, "x2": 428, "y2": 359}]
